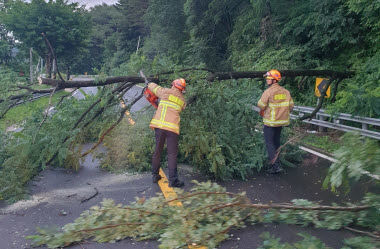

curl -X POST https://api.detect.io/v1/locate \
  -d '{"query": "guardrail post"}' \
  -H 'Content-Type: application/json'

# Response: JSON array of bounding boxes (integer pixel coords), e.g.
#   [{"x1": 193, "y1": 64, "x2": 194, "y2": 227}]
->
[
  {"x1": 362, "y1": 123, "x2": 368, "y2": 131},
  {"x1": 318, "y1": 115, "x2": 327, "y2": 132}
]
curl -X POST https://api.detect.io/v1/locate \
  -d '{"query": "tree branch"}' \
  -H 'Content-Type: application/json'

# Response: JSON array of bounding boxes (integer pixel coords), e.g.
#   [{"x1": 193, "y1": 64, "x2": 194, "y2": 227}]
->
[
  {"x1": 80, "y1": 90, "x2": 144, "y2": 158},
  {"x1": 39, "y1": 76, "x2": 159, "y2": 88},
  {"x1": 240, "y1": 203, "x2": 369, "y2": 211},
  {"x1": 41, "y1": 32, "x2": 65, "y2": 82},
  {"x1": 344, "y1": 226, "x2": 380, "y2": 239}
]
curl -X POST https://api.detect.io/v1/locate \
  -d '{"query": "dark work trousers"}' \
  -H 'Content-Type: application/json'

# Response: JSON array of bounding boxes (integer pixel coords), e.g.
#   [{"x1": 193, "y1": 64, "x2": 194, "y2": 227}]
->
[
  {"x1": 263, "y1": 125, "x2": 282, "y2": 166},
  {"x1": 152, "y1": 128, "x2": 179, "y2": 181}
]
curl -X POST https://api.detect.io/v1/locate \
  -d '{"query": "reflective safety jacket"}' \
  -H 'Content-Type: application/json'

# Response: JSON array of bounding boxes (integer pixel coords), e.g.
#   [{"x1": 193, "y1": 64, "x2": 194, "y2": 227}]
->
[
  {"x1": 257, "y1": 83, "x2": 294, "y2": 127},
  {"x1": 148, "y1": 83, "x2": 186, "y2": 134}
]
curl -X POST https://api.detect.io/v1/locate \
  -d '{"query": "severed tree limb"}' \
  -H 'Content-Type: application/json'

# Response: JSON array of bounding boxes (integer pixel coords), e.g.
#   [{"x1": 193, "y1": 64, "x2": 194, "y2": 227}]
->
[
  {"x1": 82, "y1": 84, "x2": 134, "y2": 128},
  {"x1": 33, "y1": 86, "x2": 58, "y2": 143},
  {"x1": 330, "y1": 78, "x2": 343, "y2": 103},
  {"x1": 344, "y1": 226, "x2": 380, "y2": 239},
  {"x1": 38, "y1": 69, "x2": 354, "y2": 89},
  {"x1": 45, "y1": 84, "x2": 129, "y2": 165},
  {"x1": 45, "y1": 83, "x2": 135, "y2": 165},
  {"x1": 270, "y1": 133, "x2": 306, "y2": 165},
  {"x1": 208, "y1": 70, "x2": 353, "y2": 82},
  {"x1": 166, "y1": 191, "x2": 370, "y2": 212},
  {"x1": 74, "y1": 99, "x2": 102, "y2": 128},
  {"x1": 80, "y1": 187, "x2": 99, "y2": 203},
  {"x1": 56, "y1": 88, "x2": 78, "y2": 107},
  {"x1": 166, "y1": 191, "x2": 244, "y2": 205},
  {"x1": 17, "y1": 86, "x2": 57, "y2": 93},
  {"x1": 0, "y1": 91, "x2": 44, "y2": 104},
  {"x1": 238, "y1": 203, "x2": 369, "y2": 212},
  {"x1": 39, "y1": 75, "x2": 159, "y2": 88},
  {"x1": 80, "y1": 90, "x2": 144, "y2": 158}
]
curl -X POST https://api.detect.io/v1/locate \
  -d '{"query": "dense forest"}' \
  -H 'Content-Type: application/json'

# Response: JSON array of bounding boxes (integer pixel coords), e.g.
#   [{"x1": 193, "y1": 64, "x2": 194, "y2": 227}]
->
[
  {"x1": 0, "y1": 1, "x2": 379, "y2": 247},
  {"x1": 1, "y1": 0, "x2": 379, "y2": 115}
]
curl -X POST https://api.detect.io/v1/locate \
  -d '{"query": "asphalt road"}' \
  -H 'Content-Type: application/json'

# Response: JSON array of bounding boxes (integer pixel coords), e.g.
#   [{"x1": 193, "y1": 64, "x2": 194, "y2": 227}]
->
[{"x1": 70, "y1": 77, "x2": 148, "y2": 113}]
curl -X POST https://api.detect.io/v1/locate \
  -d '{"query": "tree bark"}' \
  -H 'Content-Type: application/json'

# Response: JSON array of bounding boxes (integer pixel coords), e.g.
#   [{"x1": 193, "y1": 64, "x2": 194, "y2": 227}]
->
[
  {"x1": 39, "y1": 75, "x2": 159, "y2": 88},
  {"x1": 45, "y1": 52, "x2": 52, "y2": 78},
  {"x1": 29, "y1": 48, "x2": 33, "y2": 83},
  {"x1": 38, "y1": 69, "x2": 354, "y2": 88}
]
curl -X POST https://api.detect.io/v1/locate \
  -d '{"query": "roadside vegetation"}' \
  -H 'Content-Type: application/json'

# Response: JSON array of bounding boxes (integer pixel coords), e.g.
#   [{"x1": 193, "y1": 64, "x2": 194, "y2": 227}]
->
[
  {"x1": 0, "y1": 90, "x2": 68, "y2": 130},
  {"x1": 0, "y1": 0, "x2": 379, "y2": 247}
]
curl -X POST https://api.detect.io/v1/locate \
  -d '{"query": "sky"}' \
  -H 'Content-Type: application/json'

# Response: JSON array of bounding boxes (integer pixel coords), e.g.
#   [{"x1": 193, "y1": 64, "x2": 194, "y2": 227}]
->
[
  {"x1": 25, "y1": 1, "x2": 120, "y2": 9},
  {"x1": 69, "y1": 0, "x2": 119, "y2": 8}
]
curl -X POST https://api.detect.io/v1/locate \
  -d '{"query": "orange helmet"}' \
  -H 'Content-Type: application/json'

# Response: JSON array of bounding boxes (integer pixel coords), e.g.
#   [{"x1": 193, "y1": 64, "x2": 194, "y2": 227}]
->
[
  {"x1": 172, "y1": 78, "x2": 186, "y2": 92},
  {"x1": 264, "y1": 69, "x2": 281, "y2": 81}
]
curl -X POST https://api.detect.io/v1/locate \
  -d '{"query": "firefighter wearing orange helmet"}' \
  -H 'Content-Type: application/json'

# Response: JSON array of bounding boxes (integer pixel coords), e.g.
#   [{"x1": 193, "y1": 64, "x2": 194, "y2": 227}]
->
[
  {"x1": 147, "y1": 78, "x2": 187, "y2": 187},
  {"x1": 258, "y1": 70, "x2": 294, "y2": 174}
]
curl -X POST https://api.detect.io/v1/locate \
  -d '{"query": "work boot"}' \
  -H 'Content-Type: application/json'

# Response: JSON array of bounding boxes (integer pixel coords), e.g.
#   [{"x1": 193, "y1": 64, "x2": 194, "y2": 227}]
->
[
  {"x1": 266, "y1": 164, "x2": 284, "y2": 174},
  {"x1": 169, "y1": 179, "x2": 184, "y2": 188},
  {"x1": 152, "y1": 174, "x2": 162, "y2": 183}
]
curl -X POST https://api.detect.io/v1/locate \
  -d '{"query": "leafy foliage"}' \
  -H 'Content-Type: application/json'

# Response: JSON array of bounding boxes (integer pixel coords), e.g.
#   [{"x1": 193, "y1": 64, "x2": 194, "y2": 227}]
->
[
  {"x1": 100, "y1": 110, "x2": 154, "y2": 173},
  {"x1": 259, "y1": 233, "x2": 379, "y2": 249},
  {"x1": 0, "y1": 90, "x2": 67, "y2": 130},
  {"x1": 323, "y1": 133, "x2": 380, "y2": 193},
  {"x1": 342, "y1": 236, "x2": 379, "y2": 249},
  {"x1": 0, "y1": 0, "x2": 91, "y2": 74},
  {"x1": 27, "y1": 181, "x2": 379, "y2": 249},
  {"x1": 0, "y1": 90, "x2": 119, "y2": 202},
  {"x1": 180, "y1": 78, "x2": 267, "y2": 179},
  {"x1": 143, "y1": 0, "x2": 187, "y2": 61}
]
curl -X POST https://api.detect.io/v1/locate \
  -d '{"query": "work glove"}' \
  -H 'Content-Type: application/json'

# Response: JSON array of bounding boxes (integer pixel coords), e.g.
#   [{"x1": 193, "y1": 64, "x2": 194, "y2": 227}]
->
[{"x1": 259, "y1": 109, "x2": 265, "y2": 117}]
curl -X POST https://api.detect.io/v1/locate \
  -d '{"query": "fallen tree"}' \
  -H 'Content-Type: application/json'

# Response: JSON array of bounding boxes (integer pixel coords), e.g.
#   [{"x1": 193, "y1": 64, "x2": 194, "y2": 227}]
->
[{"x1": 37, "y1": 69, "x2": 354, "y2": 88}]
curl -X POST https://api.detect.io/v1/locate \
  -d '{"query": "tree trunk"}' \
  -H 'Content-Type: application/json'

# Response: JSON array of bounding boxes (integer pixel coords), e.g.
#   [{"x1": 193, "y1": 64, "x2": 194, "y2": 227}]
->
[
  {"x1": 29, "y1": 48, "x2": 33, "y2": 83},
  {"x1": 45, "y1": 53, "x2": 52, "y2": 78},
  {"x1": 52, "y1": 58, "x2": 57, "y2": 79},
  {"x1": 66, "y1": 66, "x2": 71, "y2": 80}
]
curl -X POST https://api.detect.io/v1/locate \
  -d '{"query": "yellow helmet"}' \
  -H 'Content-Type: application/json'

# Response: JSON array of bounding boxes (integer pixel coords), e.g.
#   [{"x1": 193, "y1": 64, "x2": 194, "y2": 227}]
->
[{"x1": 264, "y1": 69, "x2": 281, "y2": 81}]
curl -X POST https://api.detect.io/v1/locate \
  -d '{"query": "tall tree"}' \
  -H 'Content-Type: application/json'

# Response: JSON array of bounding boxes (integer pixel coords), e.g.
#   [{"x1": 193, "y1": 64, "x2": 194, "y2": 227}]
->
[
  {"x1": 81, "y1": 4, "x2": 124, "y2": 73},
  {"x1": 0, "y1": 0, "x2": 91, "y2": 76},
  {"x1": 184, "y1": 0, "x2": 249, "y2": 69},
  {"x1": 103, "y1": 0, "x2": 149, "y2": 69},
  {"x1": 143, "y1": 0, "x2": 187, "y2": 61}
]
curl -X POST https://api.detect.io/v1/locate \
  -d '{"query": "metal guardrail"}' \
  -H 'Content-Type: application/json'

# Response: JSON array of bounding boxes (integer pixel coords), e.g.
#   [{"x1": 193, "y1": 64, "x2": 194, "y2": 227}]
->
[
  {"x1": 14, "y1": 93, "x2": 51, "y2": 106},
  {"x1": 253, "y1": 105, "x2": 380, "y2": 140},
  {"x1": 292, "y1": 106, "x2": 380, "y2": 140}
]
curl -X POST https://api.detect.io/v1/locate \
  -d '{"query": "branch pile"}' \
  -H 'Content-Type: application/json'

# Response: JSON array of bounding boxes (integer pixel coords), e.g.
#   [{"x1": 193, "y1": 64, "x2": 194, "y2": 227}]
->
[{"x1": 27, "y1": 181, "x2": 379, "y2": 249}]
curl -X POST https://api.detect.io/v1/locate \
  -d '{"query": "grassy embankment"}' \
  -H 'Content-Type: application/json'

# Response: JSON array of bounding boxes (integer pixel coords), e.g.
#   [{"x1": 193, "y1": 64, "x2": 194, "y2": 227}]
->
[{"x1": 0, "y1": 91, "x2": 69, "y2": 131}]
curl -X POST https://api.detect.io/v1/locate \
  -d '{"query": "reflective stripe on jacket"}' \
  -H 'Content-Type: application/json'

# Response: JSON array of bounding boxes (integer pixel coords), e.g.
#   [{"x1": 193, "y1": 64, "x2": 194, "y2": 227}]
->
[
  {"x1": 148, "y1": 83, "x2": 186, "y2": 134},
  {"x1": 257, "y1": 83, "x2": 294, "y2": 127}
]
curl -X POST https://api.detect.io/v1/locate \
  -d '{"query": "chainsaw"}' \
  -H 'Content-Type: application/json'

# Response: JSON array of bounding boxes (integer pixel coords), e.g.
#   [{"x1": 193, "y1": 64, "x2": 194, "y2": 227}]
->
[{"x1": 139, "y1": 70, "x2": 158, "y2": 109}]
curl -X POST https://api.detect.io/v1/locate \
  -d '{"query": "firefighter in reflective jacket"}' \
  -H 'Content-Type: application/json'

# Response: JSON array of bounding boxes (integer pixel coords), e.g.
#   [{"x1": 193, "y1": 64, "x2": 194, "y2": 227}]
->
[
  {"x1": 148, "y1": 78, "x2": 186, "y2": 187},
  {"x1": 258, "y1": 70, "x2": 294, "y2": 174}
]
